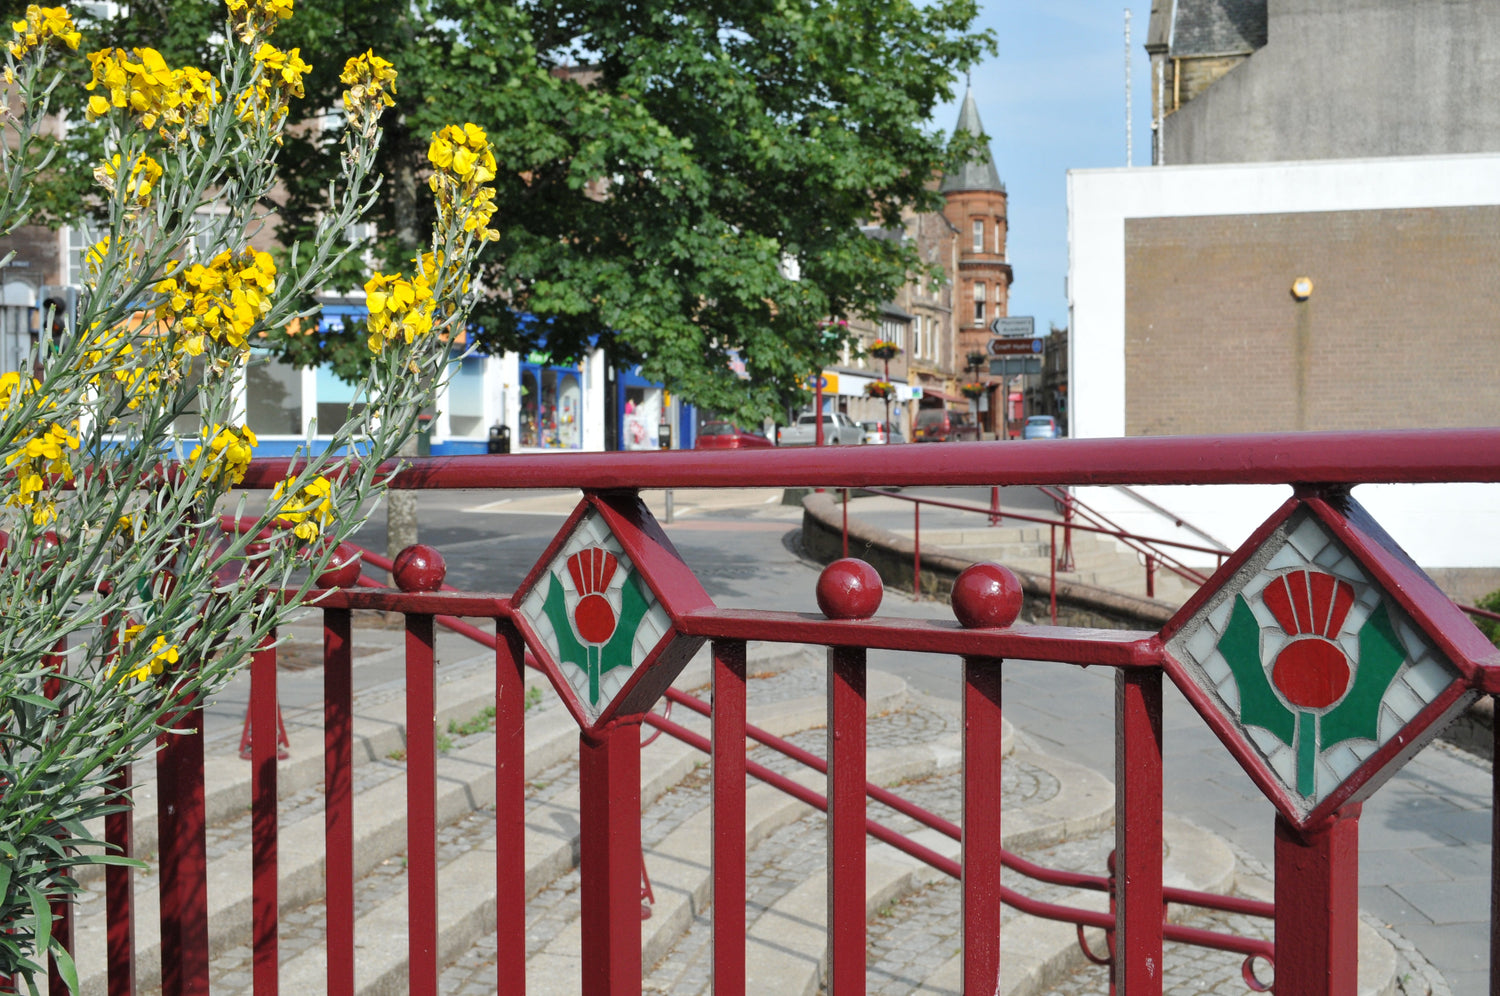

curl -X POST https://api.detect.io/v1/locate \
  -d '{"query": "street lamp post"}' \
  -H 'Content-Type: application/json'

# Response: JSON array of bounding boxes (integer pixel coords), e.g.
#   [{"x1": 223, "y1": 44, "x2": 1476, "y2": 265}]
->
[{"x1": 965, "y1": 350, "x2": 987, "y2": 435}]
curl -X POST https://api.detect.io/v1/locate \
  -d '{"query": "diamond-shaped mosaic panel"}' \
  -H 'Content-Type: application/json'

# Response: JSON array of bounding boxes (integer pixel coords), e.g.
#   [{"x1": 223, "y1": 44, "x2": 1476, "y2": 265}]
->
[
  {"x1": 514, "y1": 506, "x2": 675, "y2": 725},
  {"x1": 1165, "y1": 503, "x2": 1469, "y2": 822}
]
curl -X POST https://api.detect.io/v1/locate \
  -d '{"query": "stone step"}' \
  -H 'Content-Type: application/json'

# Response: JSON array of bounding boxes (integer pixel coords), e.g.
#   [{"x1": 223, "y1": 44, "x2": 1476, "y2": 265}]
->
[
  {"x1": 71, "y1": 630, "x2": 818, "y2": 994},
  {"x1": 121, "y1": 660, "x2": 899, "y2": 996}
]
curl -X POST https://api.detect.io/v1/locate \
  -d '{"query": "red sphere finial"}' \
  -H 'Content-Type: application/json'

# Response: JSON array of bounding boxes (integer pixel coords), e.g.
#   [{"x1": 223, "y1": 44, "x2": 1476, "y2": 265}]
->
[
  {"x1": 816, "y1": 559, "x2": 883, "y2": 619},
  {"x1": 392, "y1": 544, "x2": 446, "y2": 592},
  {"x1": 952, "y1": 563, "x2": 1023, "y2": 629},
  {"x1": 317, "y1": 544, "x2": 364, "y2": 589}
]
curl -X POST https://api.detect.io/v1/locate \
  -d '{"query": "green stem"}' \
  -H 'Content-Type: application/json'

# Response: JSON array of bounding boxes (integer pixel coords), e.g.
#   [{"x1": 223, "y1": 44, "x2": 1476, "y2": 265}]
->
[{"x1": 1297, "y1": 710, "x2": 1317, "y2": 797}]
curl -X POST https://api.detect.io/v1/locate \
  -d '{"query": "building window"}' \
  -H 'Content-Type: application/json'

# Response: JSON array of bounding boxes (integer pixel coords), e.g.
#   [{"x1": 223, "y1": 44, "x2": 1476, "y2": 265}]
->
[
  {"x1": 445, "y1": 354, "x2": 486, "y2": 436},
  {"x1": 995, "y1": 218, "x2": 1003, "y2": 255},
  {"x1": 973, "y1": 282, "x2": 986, "y2": 323},
  {"x1": 246, "y1": 351, "x2": 304, "y2": 435},
  {"x1": 971, "y1": 219, "x2": 984, "y2": 253}
]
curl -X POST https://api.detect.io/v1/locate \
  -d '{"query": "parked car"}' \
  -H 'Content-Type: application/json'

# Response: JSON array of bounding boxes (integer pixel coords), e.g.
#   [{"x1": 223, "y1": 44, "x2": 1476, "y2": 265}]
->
[
  {"x1": 1021, "y1": 415, "x2": 1061, "y2": 440},
  {"x1": 776, "y1": 411, "x2": 866, "y2": 446},
  {"x1": 694, "y1": 421, "x2": 774, "y2": 450},
  {"x1": 912, "y1": 408, "x2": 980, "y2": 442},
  {"x1": 859, "y1": 420, "x2": 905, "y2": 445}
]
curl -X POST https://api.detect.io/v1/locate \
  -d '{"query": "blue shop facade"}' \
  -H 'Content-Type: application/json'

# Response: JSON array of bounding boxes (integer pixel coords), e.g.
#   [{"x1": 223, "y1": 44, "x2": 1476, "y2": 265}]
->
[{"x1": 240, "y1": 304, "x2": 695, "y2": 456}]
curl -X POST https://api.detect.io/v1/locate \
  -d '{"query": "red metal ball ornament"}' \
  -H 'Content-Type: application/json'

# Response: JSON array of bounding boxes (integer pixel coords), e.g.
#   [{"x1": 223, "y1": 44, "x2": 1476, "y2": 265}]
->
[
  {"x1": 952, "y1": 562, "x2": 1023, "y2": 629},
  {"x1": 316, "y1": 544, "x2": 364, "y2": 589},
  {"x1": 816, "y1": 559, "x2": 883, "y2": 619},
  {"x1": 392, "y1": 544, "x2": 447, "y2": 592}
]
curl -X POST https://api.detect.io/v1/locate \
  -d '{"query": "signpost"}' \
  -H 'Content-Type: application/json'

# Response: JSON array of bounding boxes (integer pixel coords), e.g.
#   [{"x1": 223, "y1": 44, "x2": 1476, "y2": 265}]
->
[
  {"x1": 989, "y1": 316, "x2": 1035, "y2": 338},
  {"x1": 989, "y1": 357, "x2": 1041, "y2": 376},
  {"x1": 988, "y1": 337, "x2": 1044, "y2": 357}
]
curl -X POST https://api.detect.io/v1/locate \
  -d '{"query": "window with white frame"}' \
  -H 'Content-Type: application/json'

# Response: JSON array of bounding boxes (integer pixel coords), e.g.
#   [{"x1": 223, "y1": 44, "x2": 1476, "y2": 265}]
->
[
  {"x1": 973, "y1": 282, "x2": 986, "y2": 323},
  {"x1": 971, "y1": 219, "x2": 984, "y2": 253},
  {"x1": 995, "y1": 218, "x2": 1003, "y2": 255}
]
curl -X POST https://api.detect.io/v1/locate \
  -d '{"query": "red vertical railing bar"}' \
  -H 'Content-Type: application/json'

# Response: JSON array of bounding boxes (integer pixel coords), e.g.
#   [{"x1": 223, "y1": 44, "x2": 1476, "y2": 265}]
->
[
  {"x1": 962, "y1": 656, "x2": 1004, "y2": 994},
  {"x1": 43, "y1": 638, "x2": 72, "y2": 996},
  {"x1": 1113, "y1": 669, "x2": 1163, "y2": 995},
  {"x1": 989, "y1": 485, "x2": 1001, "y2": 526},
  {"x1": 324, "y1": 607, "x2": 355, "y2": 995},
  {"x1": 493, "y1": 621, "x2": 528, "y2": 994},
  {"x1": 105, "y1": 765, "x2": 136, "y2": 996},
  {"x1": 827, "y1": 646, "x2": 867, "y2": 994},
  {"x1": 913, "y1": 504, "x2": 922, "y2": 601},
  {"x1": 406, "y1": 612, "x2": 440, "y2": 994},
  {"x1": 1049, "y1": 524, "x2": 1059, "y2": 624},
  {"x1": 711, "y1": 640, "x2": 748, "y2": 996},
  {"x1": 250, "y1": 631, "x2": 279, "y2": 995},
  {"x1": 1144, "y1": 554, "x2": 1156, "y2": 599},
  {"x1": 1492, "y1": 693, "x2": 1499, "y2": 995},
  {"x1": 578, "y1": 721, "x2": 643, "y2": 994},
  {"x1": 156, "y1": 669, "x2": 209, "y2": 996},
  {"x1": 1274, "y1": 804, "x2": 1361, "y2": 994}
]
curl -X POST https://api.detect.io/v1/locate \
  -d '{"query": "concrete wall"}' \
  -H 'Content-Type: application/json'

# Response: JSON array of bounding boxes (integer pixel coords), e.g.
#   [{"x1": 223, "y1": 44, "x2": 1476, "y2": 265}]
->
[
  {"x1": 1066, "y1": 154, "x2": 1500, "y2": 571},
  {"x1": 1163, "y1": 0, "x2": 1500, "y2": 164}
]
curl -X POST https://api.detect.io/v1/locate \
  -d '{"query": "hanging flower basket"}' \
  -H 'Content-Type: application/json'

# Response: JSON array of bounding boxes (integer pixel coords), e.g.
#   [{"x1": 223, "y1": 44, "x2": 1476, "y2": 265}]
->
[
  {"x1": 961, "y1": 382, "x2": 986, "y2": 399},
  {"x1": 869, "y1": 339, "x2": 902, "y2": 361},
  {"x1": 866, "y1": 380, "x2": 895, "y2": 399}
]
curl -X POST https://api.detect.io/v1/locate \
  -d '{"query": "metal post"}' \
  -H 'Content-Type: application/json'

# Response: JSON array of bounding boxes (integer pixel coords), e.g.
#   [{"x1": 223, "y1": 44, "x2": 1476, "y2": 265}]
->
[
  {"x1": 1113, "y1": 669, "x2": 1163, "y2": 995},
  {"x1": 324, "y1": 608, "x2": 355, "y2": 995},
  {"x1": 579, "y1": 721, "x2": 643, "y2": 994},
  {"x1": 1274, "y1": 805, "x2": 1361, "y2": 995},
  {"x1": 989, "y1": 486, "x2": 1001, "y2": 527},
  {"x1": 841, "y1": 488, "x2": 849, "y2": 559},
  {"x1": 251, "y1": 632, "x2": 279, "y2": 996},
  {"x1": 913, "y1": 504, "x2": 922, "y2": 601},
  {"x1": 712, "y1": 640, "x2": 748, "y2": 996},
  {"x1": 1145, "y1": 554, "x2": 1156, "y2": 599},
  {"x1": 406, "y1": 613, "x2": 440, "y2": 993},
  {"x1": 827, "y1": 646, "x2": 867, "y2": 994},
  {"x1": 105, "y1": 764, "x2": 136, "y2": 996},
  {"x1": 1049, "y1": 524, "x2": 1058, "y2": 625},
  {"x1": 157, "y1": 694, "x2": 209, "y2": 996},
  {"x1": 963, "y1": 657, "x2": 1004, "y2": 994},
  {"x1": 815, "y1": 377, "x2": 825, "y2": 447},
  {"x1": 495, "y1": 622, "x2": 529, "y2": 993},
  {"x1": 1492, "y1": 692, "x2": 1500, "y2": 992}
]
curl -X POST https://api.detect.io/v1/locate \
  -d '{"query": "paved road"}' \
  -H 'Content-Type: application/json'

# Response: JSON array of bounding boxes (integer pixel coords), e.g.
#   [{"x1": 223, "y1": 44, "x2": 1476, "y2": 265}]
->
[{"x1": 253, "y1": 483, "x2": 1490, "y2": 994}]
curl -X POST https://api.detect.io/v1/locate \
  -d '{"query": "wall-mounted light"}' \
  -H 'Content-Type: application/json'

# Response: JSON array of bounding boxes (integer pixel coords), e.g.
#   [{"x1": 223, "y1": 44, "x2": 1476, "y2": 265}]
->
[{"x1": 1291, "y1": 277, "x2": 1314, "y2": 301}]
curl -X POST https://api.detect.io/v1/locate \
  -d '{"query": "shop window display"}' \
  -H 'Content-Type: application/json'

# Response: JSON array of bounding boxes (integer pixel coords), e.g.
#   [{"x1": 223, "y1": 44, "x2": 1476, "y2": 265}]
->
[{"x1": 520, "y1": 361, "x2": 582, "y2": 449}]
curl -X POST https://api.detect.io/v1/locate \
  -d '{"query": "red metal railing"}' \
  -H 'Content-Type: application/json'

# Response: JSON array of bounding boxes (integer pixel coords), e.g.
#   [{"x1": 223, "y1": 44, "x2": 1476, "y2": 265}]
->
[
  {"x1": 839, "y1": 484, "x2": 1228, "y2": 612},
  {"x1": 31, "y1": 428, "x2": 1500, "y2": 995}
]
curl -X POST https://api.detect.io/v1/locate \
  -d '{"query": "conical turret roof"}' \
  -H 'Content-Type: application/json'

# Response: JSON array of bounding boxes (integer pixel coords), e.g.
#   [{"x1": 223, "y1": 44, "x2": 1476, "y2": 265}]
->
[{"x1": 940, "y1": 88, "x2": 1004, "y2": 194}]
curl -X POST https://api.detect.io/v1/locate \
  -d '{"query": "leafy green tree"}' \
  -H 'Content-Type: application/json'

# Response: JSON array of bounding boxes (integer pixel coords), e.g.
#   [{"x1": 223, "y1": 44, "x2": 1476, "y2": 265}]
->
[{"x1": 25, "y1": 0, "x2": 993, "y2": 425}]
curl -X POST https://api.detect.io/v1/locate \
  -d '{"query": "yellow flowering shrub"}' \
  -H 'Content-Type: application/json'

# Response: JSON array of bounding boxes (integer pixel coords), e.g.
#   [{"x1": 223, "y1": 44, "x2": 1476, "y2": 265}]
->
[{"x1": 0, "y1": 1, "x2": 493, "y2": 981}]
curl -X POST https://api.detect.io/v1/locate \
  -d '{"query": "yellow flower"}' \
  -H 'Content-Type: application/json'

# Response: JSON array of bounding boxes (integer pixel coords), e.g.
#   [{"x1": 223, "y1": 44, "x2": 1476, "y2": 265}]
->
[
  {"x1": 188, "y1": 423, "x2": 258, "y2": 487},
  {"x1": 226, "y1": 0, "x2": 294, "y2": 44},
  {"x1": 427, "y1": 123, "x2": 500, "y2": 241},
  {"x1": 363, "y1": 270, "x2": 435, "y2": 354},
  {"x1": 95, "y1": 153, "x2": 164, "y2": 207},
  {"x1": 85, "y1": 47, "x2": 221, "y2": 141},
  {"x1": 339, "y1": 50, "x2": 397, "y2": 126},
  {"x1": 116, "y1": 625, "x2": 180, "y2": 683},
  {"x1": 8, "y1": 5, "x2": 80, "y2": 60},
  {"x1": 155, "y1": 248, "x2": 276, "y2": 359},
  {"x1": 272, "y1": 474, "x2": 334, "y2": 542}
]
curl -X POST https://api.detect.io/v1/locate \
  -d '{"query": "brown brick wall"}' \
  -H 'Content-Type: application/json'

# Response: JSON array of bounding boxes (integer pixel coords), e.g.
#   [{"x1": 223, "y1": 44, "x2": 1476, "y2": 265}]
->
[{"x1": 1124, "y1": 206, "x2": 1500, "y2": 435}]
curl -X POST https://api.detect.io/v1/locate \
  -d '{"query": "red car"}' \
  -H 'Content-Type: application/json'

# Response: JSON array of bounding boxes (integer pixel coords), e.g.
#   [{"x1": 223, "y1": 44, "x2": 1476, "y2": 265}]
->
[{"x1": 694, "y1": 421, "x2": 774, "y2": 450}]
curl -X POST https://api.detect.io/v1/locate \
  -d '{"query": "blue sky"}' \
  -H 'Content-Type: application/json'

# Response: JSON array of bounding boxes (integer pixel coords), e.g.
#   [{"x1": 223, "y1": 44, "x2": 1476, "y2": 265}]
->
[{"x1": 930, "y1": 1, "x2": 1156, "y2": 333}]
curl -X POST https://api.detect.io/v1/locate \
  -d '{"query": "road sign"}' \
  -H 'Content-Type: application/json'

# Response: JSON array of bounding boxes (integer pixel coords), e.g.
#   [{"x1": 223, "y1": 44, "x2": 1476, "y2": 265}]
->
[
  {"x1": 988, "y1": 337, "x2": 1043, "y2": 356},
  {"x1": 989, "y1": 357, "x2": 1041, "y2": 376},
  {"x1": 990, "y1": 316, "x2": 1035, "y2": 338}
]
